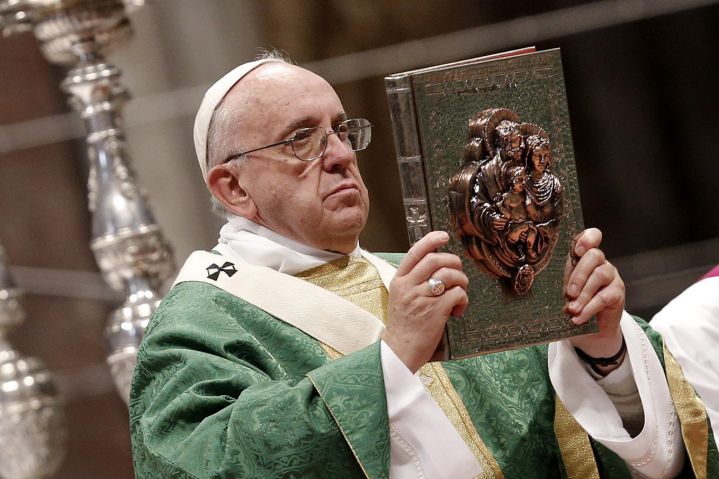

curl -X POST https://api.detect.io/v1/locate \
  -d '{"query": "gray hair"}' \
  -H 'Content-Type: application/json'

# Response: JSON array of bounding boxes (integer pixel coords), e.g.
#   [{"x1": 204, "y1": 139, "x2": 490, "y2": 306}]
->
[{"x1": 206, "y1": 49, "x2": 293, "y2": 217}]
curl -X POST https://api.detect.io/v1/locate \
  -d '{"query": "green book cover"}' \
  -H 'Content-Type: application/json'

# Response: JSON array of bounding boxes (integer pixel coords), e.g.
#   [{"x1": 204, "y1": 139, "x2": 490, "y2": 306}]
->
[{"x1": 385, "y1": 48, "x2": 597, "y2": 359}]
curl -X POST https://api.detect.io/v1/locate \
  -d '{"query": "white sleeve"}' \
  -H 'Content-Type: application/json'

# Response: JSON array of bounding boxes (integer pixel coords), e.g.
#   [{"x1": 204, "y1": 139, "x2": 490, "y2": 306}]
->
[
  {"x1": 380, "y1": 341, "x2": 482, "y2": 479},
  {"x1": 583, "y1": 354, "x2": 645, "y2": 437},
  {"x1": 651, "y1": 276, "x2": 719, "y2": 447},
  {"x1": 548, "y1": 312, "x2": 684, "y2": 478}
]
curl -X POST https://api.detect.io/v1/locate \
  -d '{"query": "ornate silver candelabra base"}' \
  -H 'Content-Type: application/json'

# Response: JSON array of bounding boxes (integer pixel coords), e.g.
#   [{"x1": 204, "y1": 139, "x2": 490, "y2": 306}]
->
[
  {"x1": 1, "y1": 0, "x2": 175, "y2": 404},
  {"x1": 0, "y1": 246, "x2": 66, "y2": 479},
  {"x1": 0, "y1": 343, "x2": 66, "y2": 479},
  {"x1": 105, "y1": 286, "x2": 158, "y2": 403}
]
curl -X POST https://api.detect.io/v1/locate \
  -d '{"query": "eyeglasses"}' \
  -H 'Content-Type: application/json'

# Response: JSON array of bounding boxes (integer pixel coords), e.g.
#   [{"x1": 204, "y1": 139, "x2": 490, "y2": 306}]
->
[{"x1": 223, "y1": 118, "x2": 373, "y2": 163}]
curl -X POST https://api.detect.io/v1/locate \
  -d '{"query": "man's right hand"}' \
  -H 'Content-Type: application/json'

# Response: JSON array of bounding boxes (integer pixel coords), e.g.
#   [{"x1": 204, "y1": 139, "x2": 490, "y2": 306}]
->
[{"x1": 382, "y1": 231, "x2": 469, "y2": 373}]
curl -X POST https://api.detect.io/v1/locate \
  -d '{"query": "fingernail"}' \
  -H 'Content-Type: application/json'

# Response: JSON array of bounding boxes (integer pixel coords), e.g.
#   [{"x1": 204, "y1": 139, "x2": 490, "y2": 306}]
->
[
  {"x1": 568, "y1": 300, "x2": 580, "y2": 312},
  {"x1": 571, "y1": 316, "x2": 583, "y2": 325},
  {"x1": 575, "y1": 244, "x2": 586, "y2": 256},
  {"x1": 567, "y1": 284, "x2": 578, "y2": 297}
]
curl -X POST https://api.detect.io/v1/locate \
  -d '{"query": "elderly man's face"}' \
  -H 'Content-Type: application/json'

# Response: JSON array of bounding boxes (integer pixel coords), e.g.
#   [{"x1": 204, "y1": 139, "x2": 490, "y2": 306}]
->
[
  {"x1": 226, "y1": 64, "x2": 370, "y2": 253},
  {"x1": 501, "y1": 132, "x2": 524, "y2": 163}
]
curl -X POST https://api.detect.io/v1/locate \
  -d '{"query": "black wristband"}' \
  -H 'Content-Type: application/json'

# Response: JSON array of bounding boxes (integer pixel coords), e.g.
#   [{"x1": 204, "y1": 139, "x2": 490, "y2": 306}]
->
[{"x1": 574, "y1": 336, "x2": 626, "y2": 368}]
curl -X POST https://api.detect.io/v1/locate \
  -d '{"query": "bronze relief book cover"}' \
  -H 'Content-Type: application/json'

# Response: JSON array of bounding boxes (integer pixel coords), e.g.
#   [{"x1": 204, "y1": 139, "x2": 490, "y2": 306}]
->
[{"x1": 385, "y1": 48, "x2": 598, "y2": 359}]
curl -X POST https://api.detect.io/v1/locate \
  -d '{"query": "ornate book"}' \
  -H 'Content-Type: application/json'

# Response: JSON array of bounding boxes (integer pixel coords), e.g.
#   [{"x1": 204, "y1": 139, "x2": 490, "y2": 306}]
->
[{"x1": 385, "y1": 48, "x2": 597, "y2": 359}]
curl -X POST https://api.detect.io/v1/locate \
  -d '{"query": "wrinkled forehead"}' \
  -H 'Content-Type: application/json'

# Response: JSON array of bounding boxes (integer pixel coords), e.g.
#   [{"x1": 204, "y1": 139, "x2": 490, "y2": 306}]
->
[{"x1": 229, "y1": 64, "x2": 345, "y2": 132}]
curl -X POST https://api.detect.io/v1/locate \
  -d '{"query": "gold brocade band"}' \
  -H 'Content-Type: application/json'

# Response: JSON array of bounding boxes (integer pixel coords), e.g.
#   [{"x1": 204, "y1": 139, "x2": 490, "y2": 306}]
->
[
  {"x1": 299, "y1": 257, "x2": 385, "y2": 363},
  {"x1": 296, "y1": 256, "x2": 389, "y2": 323},
  {"x1": 553, "y1": 396, "x2": 600, "y2": 479},
  {"x1": 663, "y1": 344, "x2": 709, "y2": 479},
  {"x1": 422, "y1": 362, "x2": 503, "y2": 479}
]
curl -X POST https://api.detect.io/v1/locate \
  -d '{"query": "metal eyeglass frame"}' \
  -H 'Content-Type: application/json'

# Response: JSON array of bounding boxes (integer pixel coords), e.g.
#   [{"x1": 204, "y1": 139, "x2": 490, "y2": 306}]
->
[{"x1": 222, "y1": 118, "x2": 372, "y2": 164}]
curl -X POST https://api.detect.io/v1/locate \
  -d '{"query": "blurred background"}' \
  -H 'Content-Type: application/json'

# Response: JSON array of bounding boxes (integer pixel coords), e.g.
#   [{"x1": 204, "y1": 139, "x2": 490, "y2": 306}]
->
[{"x1": 0, "y1": 0, "x2": 717, "y2": 476}]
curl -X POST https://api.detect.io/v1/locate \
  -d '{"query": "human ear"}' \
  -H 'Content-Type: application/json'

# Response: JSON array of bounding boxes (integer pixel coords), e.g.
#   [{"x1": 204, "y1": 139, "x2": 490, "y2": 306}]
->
[{"x1": 206, "y1": 164, "x2": 258, "y2": 219}]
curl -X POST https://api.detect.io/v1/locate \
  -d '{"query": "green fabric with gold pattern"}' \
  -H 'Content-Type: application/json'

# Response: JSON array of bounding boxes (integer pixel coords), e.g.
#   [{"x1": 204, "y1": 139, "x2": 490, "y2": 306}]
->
[
  {"x1": 130, "y1": 277, "x2": 564, "y2": 478},
  {"x1": 130, "y1": 281, "x2": 384, "y2": 478},
  {"x1": 130, "y1": 252, "x2": 718, "y2": 479},
  {"x1": 442, "y1": 346, "x2": 563, "y2": 477}
]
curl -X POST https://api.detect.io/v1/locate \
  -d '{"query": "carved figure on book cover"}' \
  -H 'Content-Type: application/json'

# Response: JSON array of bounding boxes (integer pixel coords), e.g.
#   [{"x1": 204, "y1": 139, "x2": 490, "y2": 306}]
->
[
  {"x1": 497, "y1": 166, "x2": 538, "y2": 256},
  {"x1": 523, "y1": 132, "x2": 563, "y2": 257},
  {"x1": 449, "y1": 108, "x2": 563, "y2": 295},
  {"x1": 406, "y1": 205, "x2": 428, "y2": 243}
]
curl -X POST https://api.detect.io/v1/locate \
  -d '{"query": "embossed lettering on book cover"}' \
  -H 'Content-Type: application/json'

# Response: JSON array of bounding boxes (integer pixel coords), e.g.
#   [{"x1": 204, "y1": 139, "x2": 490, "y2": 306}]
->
[{"x1": 385, "y1": 48, "x2": 598, "y2": 359}]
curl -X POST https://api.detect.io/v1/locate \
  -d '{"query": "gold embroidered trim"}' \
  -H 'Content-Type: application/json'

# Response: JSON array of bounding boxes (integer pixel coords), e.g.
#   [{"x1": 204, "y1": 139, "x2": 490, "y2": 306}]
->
[
  {"x1": 422, "y1": 363, "x2": 503, "y2": 479},
  {"x1": 321, "y1": 343, "x2": 342, "y2": 361},
  {"x1": 553, "y1": 396, "x2": 600, "y2": 479},
  {"x1": 663, "y1": 344, "x2": 709, "y2": 479},
  {"x1": 298, "y1": 256, "x2": 388, "y2": 322},
  {"x1": 300, "y1": 257, "x2": 386, "y2": 363}
]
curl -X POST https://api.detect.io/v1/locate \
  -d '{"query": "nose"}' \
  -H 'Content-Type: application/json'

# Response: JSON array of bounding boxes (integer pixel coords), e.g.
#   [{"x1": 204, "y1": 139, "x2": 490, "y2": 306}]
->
[{"x1": 322, "y1": 131, "x2": 355, "y2": 172}]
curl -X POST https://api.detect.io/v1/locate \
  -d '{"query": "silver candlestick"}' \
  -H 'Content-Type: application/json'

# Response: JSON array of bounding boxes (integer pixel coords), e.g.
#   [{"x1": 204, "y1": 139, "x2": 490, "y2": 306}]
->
[
  {"x1": 1, "y1": 0, "x2": 175, "y2": 403},
  {"x1": 0, "y1": 245, "x2": 66, "y2": 479}
]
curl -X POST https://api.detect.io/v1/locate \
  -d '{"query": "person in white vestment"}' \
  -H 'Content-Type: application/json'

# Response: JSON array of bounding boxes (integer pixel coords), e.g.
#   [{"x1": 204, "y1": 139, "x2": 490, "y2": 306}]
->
[{"x1": 652, "y1": 269, "x2": 719, "y2": 447}]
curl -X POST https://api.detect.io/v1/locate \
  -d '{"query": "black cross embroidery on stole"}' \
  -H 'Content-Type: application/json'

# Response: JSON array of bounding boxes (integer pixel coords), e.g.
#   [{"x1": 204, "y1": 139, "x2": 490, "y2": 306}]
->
[{"x1": 206, "y1": 262, "x2": 237, "y2": 281}]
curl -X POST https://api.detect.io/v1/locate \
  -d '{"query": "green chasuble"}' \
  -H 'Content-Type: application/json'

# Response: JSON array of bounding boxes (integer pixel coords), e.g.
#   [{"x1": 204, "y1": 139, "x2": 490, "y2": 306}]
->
[{"x1": 130, "y1": 252, "x2": 717, "y2": 478}]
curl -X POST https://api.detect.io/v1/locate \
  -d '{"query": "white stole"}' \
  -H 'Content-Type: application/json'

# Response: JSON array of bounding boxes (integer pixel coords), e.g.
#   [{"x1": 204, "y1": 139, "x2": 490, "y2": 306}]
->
[{"x1": 173, "y1": 247, "x2": 395, "y2": 356}]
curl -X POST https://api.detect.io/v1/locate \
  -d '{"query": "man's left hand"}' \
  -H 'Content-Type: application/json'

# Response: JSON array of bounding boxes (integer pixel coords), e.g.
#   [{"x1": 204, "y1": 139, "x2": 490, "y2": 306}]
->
[{"x1": 564, "y1": 228, "x2": 626, "y2": 364}]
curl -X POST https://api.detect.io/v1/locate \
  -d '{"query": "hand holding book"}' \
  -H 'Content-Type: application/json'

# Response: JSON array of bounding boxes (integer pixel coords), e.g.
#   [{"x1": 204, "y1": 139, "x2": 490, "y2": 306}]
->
[
  {"x1": 382, "y1": 231, "x2": 469, "y2": 372},
  {"x1": 564, "y1": 228, "x2": 625, "y2": 371}
]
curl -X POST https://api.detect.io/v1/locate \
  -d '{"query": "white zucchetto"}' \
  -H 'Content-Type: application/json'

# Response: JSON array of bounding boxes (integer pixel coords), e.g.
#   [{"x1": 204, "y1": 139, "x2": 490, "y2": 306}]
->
[{"x1": 193, "y1": 58, "x2": 280, "y2": 180}]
